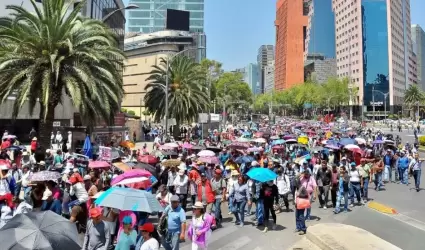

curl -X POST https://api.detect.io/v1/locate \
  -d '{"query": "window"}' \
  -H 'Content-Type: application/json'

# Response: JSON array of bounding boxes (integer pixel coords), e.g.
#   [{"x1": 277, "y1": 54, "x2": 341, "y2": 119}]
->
[
  {"x1": 190, "y1": 12, "x2": 204, "y2": 19},
  {"x1": 129, "y1": 19, "x2": 150, "y2": 26},
  {"x1": 129, "y1": 11, "x2": 151, "y2": 18},
  {"x1": 134, "y1": 3, "x2": 151, "y2": 9},
  {"x1": 184, "y1": 3, "x2": 203, "y2": 10}
]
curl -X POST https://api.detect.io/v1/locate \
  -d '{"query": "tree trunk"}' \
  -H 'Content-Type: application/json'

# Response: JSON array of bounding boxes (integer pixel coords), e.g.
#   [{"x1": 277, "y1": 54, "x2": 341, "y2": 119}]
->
[
  {"x1": 38, "y1": 104, "x2": 56, "y2": 150},
  {"x1": 173, "y1": 121, "x2": 181, "y2": 140}
]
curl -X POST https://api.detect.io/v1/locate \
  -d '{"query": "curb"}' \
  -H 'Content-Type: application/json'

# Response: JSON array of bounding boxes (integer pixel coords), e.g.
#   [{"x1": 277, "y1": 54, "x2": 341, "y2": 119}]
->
[
  {"x1": 418, "y1": 148, "x2": 425, "y2": 153},
  {"x1": 367, "y1": 201, "x2": 398, "y2": 214}
]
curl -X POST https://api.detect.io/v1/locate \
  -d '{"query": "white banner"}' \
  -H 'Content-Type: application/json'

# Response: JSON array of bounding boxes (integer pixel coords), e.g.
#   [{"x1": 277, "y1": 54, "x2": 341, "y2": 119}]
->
[{"x1": 99, "y1": 146, "x2": 112, "y2": 161}]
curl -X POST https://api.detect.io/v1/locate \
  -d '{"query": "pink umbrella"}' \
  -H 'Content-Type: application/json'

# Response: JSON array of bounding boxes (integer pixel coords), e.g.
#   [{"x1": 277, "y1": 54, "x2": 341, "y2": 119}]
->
[
  {"x1": 344, "y1": 144, "x2": 364, "y2": 155},
  {"x1": 182, "y1": 143, "x2": 193, "y2": 149},
  {"x1": 160, "y1": 145, "x2": 174, "y2": 150},
  {"x1": 111, "y1": 169, "x2": 152, "y2": 186},
  {"x1": 88, "y1": 160, "x2": 110, "y2": 169},
  {"x1": 197, "y1": 150, "x2": 216, "y2": 157},
  {"x1": 247, "y1": 147, "x2": 264, "y2": 153},
  {"x1": 198, "y1": 156, "x2": 220, "y2": 165}
]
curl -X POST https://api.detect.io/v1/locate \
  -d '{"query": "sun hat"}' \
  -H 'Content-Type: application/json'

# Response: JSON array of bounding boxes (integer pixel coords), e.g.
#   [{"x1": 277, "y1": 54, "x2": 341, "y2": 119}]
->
[
  {"x1": 139, "y1": 222, "x2": 155, "y2": 233},
  {"x1": 89, "y1": 207, "x2": 102, "y2": 218},
  {"x1": 192, "y1": 201, "x2": 204, "y2": 209},
  {"x1": 178, "y1": 169, "x2": 185, "y2": 175}
]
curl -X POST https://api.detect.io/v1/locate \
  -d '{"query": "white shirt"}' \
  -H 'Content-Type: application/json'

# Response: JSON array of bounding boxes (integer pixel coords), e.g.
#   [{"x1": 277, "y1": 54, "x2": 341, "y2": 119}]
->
[
  {"x1": 70, "y1": 182, "x2": 89, "y2": 203},
  {"x1": 156, "y1": 192, "x2": 172, "y2": 206},
  {"x1": 0, "y1": 205, "x2": 13, "y2": 229},
  {"x1": 173, "y1": 175, "x2": 188, "y2": 194},
  {"x1": 140, "y1": 238, "x2": 160, "y2": 250},
  {"x1": 349, "y1": 169, "x2": 361, "y2": 183},
  {"x1": 21, "y1": 171, "x2": 32, "y2": 188},
  {"x1": 0, "y1": 176, "x2": 11, "y2": 196},
  {"x1": 274, "y1": 174, "x2": 290, "y2": 195}
]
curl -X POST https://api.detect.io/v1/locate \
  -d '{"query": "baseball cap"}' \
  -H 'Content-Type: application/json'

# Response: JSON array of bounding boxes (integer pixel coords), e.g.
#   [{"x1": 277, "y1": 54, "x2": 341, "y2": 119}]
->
[
  {"x1": 139, "y1": 222, "x2": 155, "y2": 232},
  {"x1": 42, "y1": 189, "x2": 53, "y2": 200},
  {"x1": 170, "y1": 195, "x2": 180, "y2": 202},
  {"x1": 89, "y1": 207, "x2": 102, "y2": 218}
]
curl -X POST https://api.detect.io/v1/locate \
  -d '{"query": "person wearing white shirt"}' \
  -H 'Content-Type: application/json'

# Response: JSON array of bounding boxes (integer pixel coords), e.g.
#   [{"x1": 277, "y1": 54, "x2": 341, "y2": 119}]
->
[
  {"x1": 138, "y1": 223, "x2": 160, "y2": 250},
  {"x1": 274, "y1": 169, "x2": 291, "y2": 211},
  {"x1": 173, "y1": 170, "x2": 189, "y2": 211}
]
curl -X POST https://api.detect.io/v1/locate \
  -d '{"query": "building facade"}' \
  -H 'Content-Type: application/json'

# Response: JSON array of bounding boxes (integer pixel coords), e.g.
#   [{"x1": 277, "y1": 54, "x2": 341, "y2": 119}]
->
[
  {"x1": 122, "y1": 30, "x2": 195, "y2": 117},
  {"x1": 264, "y1": 61, "x2": 275, "y2": 93},
  {"x1": 275, "y1": 0, "x2": 308, "y2": 90},
  {"x1": 243, "y1": 64, "x2": 260, "y2": 95},
  {"x1": 412, "y1": 24, "x2": 425, "y2": 90},
  {"x1": 333, "y1": 0, "x2": 413, "y2": 113},
  {"x1": 304, "y1": 54, "x2": 336, "y2": 83},
  {"x1": 127, "y1": 0, "x2": 204, "y2": 33},
  {"x1": 257, "y1": 45, "x2": 274, "y2": 92}
]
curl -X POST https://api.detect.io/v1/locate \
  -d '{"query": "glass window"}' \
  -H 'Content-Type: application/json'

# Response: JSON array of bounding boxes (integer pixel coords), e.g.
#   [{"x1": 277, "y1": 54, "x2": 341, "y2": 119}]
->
[
  {"x1": 184, "y1": 3, "x2": 203, "y2": 11},
  {"x1": 190, "y1": 19, "x2": 203, "y2": 27},
  {"x1": 134, "y1": 3, "x2": 151, "y2": 9},
  {"x1": 190, "y1": 12, "x2": 203, "y2": 19},
  {"x1": 128, "y1": 27, "x2": 141, "y2": 32},
  {"x1": 129, "y1": 19, "x2": 151, "y2": 26},
  {"x1": 129, "y1": 11, "x2": 151, "y2": 18},
  {"x1": 154, "y1": 18, "x2": 165, "y2": 26}
]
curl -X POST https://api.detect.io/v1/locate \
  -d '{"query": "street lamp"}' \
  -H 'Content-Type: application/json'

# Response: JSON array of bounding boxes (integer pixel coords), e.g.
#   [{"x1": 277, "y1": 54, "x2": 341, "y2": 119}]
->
[
  {"x1": 326, "y1": 95, "x2": 338, "y2": 115},
  {"x1": 372, "y1": 89, "x2": 389, "y2": 121},
  {"x1": 163, "y1": 47, "x2": 205, "y2": 140},
  {"x1": 102, "y1": 4, "x2": 139, "y2": 22}
]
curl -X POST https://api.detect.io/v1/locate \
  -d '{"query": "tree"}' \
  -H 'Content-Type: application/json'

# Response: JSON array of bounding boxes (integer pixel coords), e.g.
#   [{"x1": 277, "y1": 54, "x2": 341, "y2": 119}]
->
[
  {"x1": 199, "y1": 59, "x2": 223, "y2": 103},
  {"x1": 215, "y1": 72, "x2": 253, "y2": 113},
  {"x1": 0, "y1": 0, "x2": 124, "y2": 148},
  {"x1": 144, "y1": 55, "x2": 209, "y2": 138},
  {"x1": 404, "y1": 84, "x2": 425, "y2": 119}
]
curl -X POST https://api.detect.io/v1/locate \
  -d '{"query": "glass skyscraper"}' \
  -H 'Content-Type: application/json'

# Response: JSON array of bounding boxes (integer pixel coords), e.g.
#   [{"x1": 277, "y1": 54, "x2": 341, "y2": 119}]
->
[{"x1": 127, "y1": 0, "x2": 204, "y2": 33}]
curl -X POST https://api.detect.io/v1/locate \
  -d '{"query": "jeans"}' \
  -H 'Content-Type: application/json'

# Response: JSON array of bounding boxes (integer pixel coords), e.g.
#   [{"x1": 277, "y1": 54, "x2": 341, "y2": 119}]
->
[
  {"x1": 334, "y1": 191, "x2": 349, "y2": 213},
  {"x1": 14, "y1": 183, "x2": 21, "y2": 197},
  {"x1": 398, "y1": 168, "x2": 408, "y2": 184},
  {"x1": 330, "y1": 184, "x2": 338, "y2": 207},
  {"x1": 413, "y1": 169, "x2": 421, "y2": 190},
  {"x1": 68, "y1": 199, "x2": 81, "y2": 213},
  {"x1": 384, "y1": 165, "x2": 391, "y2": 182},
  {"x1": 305, "y1": 195, "x2": 313, "y2": 220},
  {"x1": 213, "y1": 198, "x2": 222, "y2": 223},
  {"x1": 349, "y1": 182, "x2": 361, "y2": 204},
  {"x1": 362, "y1": 178, "x2": 369, "y2": 201},
  {"x1": 162, "y1": 231, "x2": 180, "y2": 250},
  {"x1": 374, "y1": 172, "x2": 383, "y2": 190},
  {"x1": 279, "y1": 194, "x2": 289, "y2": 209},
  {"x1": 295, "y1": 208, "x2": 307, "y2": 232},
  {"x1": 263, "y1": 202, "x2": 276, "y2": 224},
  {"x1": 255, "y1": 199, "x2": 264, "y2": 225},
  {"x1": 318, "y1": 185, "x2": 330, "y2": 207},
  {"x1": 233, "y1": 200, "x2": 247, "y2": 224}
]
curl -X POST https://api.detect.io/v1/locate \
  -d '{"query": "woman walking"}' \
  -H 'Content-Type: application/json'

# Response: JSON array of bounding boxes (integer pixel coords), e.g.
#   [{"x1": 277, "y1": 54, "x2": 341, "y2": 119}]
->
[
  {"x1": 229, "y1": 175, "x2": 250, "y2": 227},
  {"x1": 295, "y1": 186, "x2": 310, "y2": 235},
  {"x1": 187, "y1": 201, "x2": 213, "y2": 250}
]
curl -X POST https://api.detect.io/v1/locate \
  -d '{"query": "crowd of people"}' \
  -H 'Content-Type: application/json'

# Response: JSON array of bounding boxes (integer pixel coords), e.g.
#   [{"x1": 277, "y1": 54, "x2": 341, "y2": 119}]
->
[{"x1": 0, "y1": 119, "x2": 423, "y2": 250}]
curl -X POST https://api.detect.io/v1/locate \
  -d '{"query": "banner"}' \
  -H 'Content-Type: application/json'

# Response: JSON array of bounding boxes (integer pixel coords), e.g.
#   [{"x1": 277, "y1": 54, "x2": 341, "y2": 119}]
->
[{"x1": 99, "y1": 146, "x2": 112, "y2": 161}]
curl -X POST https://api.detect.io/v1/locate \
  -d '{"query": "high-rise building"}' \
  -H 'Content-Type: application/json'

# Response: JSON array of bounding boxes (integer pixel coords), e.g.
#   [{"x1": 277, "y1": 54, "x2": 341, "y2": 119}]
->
[
  {"x1": 127, "y1": 0, "x2": 204, "y2": 33},
  {"x1": 333, "y1": 0, "x2": 413, "y2": 113},
  {"x1": 264, "y1": 61, "x2": 275, "y2": 93},
  {"x1": 304, "y1": 0, "x2": 336, "y2": 84},
  {"x1": 257, "y1": 45, "x2": 274, "y2": 93},
  {"x1": 275, "y1": 0, "x2": 308, "y2": 90},
  {"x1": 243, "y1": 64, "x2": 260, "y2": 95},
  {"x1": 412, "y1": 24, "x2": 425, "y2": 90}
]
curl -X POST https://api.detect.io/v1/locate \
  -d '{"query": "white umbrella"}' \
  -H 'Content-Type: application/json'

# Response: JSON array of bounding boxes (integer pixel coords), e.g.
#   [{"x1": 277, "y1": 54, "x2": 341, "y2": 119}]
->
[
  {"x1": 163, "y1": 142, "x2": 179, "y2": 148},
  {"x1": 355, "y1": 138, "x2": 366, "y2": 145},
  {"x1": 344, "y1": 144, "x2": 361, "y2": 150},
  {"x1": 197, "y1": 150, "x2": 216, "y2": 157},
  {"x1": 253, "y1": 138, "x2": 266, "y2": 143}
]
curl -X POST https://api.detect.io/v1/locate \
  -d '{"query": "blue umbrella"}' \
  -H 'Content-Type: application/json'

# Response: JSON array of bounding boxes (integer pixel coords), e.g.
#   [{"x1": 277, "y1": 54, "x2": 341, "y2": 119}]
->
[
  {"x1": 95, "y1": 187, "x2": 163, "y2": 213},
  {"x1": 82, "y1": 135, "x2": 92, "y2": 159},
  {"x1": 272, "y1": 139, "x2": 285, "y2": 145},
  {"x1": 339, "y1": 138, "x2": 356, "y2": 146},
  {"x1": 247, "y1": 168, "x2": 277, "y2": 182},
  {"x1": 235, "y1": 155, "x2": 254, "y2": 164}
]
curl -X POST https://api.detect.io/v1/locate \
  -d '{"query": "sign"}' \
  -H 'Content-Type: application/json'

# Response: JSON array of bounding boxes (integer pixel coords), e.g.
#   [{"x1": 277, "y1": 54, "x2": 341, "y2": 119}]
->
[
  {"x1": 53, "y1": 121, "x2": 61, "y2": 127},
  {"x1": 99, "y1": 146, "x2": 112, "y2": 161},
  {"x1": 198, "y1": 113, "x2": 208, "y2": 123},
  {"x1": 210, "y1": 113, "x2": 220, "y2": 122},
  {"x1": 369, "y1": 101, "x2": 383, "y2": 106}
]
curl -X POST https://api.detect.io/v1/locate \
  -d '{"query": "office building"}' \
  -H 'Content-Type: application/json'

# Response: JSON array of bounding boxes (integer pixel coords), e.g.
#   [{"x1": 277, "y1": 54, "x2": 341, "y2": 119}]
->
[
  {"x1": 264, "y1": 61, "x2": 275, "y2": 93},
  {"x1": 257, "y1": 45, "x2": 274, "y2": 92},
  {"x1": 412, "y1": 24, "x2": 425, "y2": 90},
  {"x1": 304, "y1": 54, "x2": 336, "y2": 83},
  {"x1": 122, "y1": 30, "x2": 196, "y2": 117},
  {"x1": 127, "y1": 0, "x2": 204, "y2": 33},
  {"x1": 333, "y1": 0, "x2": 413, "y2": 113},
  {"x1": 242, "y1": 64, "x2": 260, "y2": 95},
  {"x1": 275, "y1": 0, "x2": 308, "y2": 90}
]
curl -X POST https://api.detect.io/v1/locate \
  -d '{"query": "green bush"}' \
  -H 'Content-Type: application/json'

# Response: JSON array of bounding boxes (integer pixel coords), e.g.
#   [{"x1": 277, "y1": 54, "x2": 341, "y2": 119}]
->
[
  {"x1": 127, "y1": 110, "x2": 136, "y2": 115},
  {"x1": 419, "y1": 136, "x2": 425, "y2": 146}
]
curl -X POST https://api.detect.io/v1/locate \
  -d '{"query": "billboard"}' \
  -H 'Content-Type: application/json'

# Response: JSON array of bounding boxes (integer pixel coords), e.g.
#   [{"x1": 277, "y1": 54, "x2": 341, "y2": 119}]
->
[{"x1": 166, "y1": 9, "x2": 190, "y2": 31}]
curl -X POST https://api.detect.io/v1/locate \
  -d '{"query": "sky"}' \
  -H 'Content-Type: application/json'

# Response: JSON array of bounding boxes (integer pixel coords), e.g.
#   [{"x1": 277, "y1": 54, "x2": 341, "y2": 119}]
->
[{"x1": 123, "y1": 0, "x2": 425, "y2": 71}]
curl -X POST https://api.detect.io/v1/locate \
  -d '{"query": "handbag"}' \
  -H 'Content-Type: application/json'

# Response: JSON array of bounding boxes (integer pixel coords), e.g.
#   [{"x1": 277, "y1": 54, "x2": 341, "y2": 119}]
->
[{"x1": 296, "y1": 198, "x2": 311, "y2": 209}]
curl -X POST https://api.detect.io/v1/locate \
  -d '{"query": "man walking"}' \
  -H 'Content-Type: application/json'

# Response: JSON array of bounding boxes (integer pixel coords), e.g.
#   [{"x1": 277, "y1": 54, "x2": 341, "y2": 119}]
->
[{"x1": 82, "y1": 208, "x2": 110, "y2": 250}]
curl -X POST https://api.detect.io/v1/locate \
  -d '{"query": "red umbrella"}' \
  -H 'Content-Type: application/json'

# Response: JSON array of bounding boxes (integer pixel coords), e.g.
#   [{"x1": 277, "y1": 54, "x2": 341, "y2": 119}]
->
[{"x1": 138, "y1": 155, "x2": 158, "y2": 164}]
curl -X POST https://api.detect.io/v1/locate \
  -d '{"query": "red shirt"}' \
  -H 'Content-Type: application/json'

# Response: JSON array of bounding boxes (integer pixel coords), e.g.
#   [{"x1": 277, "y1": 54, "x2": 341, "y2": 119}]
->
[
  {"x1": 30, "y1": 141, "x2": 37, "y2": 151},
  {"x1": 1, "y1": 141, "x2": 11, "y2": 149}
]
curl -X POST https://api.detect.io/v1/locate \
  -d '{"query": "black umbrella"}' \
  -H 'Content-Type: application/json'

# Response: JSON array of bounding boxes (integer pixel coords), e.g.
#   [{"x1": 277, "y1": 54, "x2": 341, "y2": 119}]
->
[
  {"x1": 131, "y1": 162, "x2": 158, "y2": 177},
  {"x1": 0, "y1": 211, "x2": 81, "y2": 250},
  {"x1": 206, "y1": 146, "x2": 222, "y2": 153}
]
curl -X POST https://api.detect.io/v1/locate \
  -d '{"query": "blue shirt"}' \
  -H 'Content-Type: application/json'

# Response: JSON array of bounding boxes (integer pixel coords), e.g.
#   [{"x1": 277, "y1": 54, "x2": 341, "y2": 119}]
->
[
  {"x1": 398, "y1": 156, "x2": 409, "y2": 169},
  {"x1": 114, "y1": 230, "x2": 137, "y2": 250},
  {"x1": 384, "y1": 155, "x2": 392, "y2": 166},
  {"x1": 41, "y1": 199, "x2": 62, "y2": 215},
  {"x1": 165, "y1": 205, "x2": 186, "y2": 233}
]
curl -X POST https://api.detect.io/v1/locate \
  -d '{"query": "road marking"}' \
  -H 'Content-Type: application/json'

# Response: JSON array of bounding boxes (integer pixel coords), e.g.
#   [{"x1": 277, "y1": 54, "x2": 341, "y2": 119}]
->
[
  {"x1": 367, "y1": 201, "x2": 398, "y2": 214},
  {"x1": 368, "y1": 203, "x2": 425, "y2": 232},
  {"x1": 180, "y1": 224, "x2": 240, "y2": 250},
  {"x1": 216, "y1": 235, "x2": 252, "y2": 250}
]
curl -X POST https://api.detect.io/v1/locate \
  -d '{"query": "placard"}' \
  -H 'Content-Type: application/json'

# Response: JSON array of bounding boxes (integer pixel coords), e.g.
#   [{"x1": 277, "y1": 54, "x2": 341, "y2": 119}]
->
[{"x1": 99, "y1": 146, "x2": 112, "y2": 161}]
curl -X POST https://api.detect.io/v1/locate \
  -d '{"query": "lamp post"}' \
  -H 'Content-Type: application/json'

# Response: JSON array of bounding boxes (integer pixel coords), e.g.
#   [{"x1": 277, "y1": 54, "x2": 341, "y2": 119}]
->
[
  {"x1": 163, "y1": 47, "x2": 205, "y2": 141},
  {"x1": 102, "y1": 4, "x2": 139, "y2": 22},
  {"x1": 326, "y1": 96, "x2": 338, "y2": 115},
  {"x1": 372, "y1": 89, "x2": 389, "y2": 121}
]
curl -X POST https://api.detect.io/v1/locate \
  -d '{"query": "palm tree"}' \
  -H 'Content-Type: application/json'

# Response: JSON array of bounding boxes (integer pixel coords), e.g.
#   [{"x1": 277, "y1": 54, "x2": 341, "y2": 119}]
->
[
  {"x1": 144, "y1": 55, "x2": 210, "y2": 138},
  {"x1": 0, "y1": 0, "x2": 124, "y2": 148},
  {"x1": 404, "y1": 85, "x2": 425, "y2": 120}
]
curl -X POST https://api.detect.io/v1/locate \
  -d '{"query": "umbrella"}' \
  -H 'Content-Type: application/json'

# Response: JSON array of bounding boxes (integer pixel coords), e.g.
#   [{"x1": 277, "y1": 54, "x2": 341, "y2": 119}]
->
[
  {"x1": 6, "y1": 145, "x2": 25, "y2": 151},
  {"x1": 197, "y1": 150, "x2": 216, "y2": 157},
  {"x1": 138, "y1": 155, "x2": 158, "y2": 164},
  {"x1": 339, "y1": 138, "x2": 356, "y2": 146},
  {"x1": 0, "y1": 159, "x2": 11, "y2": 170},
  {"x1": 111, "y1": 147, "x2": 125, "y2": 159},
  {"x1": 247, "y1": 147, "x2": 264, "y2": 153},
  {"x1": 247, "y1": 168, "x2": 277, "y2": 182},
  {"x1": 372, "y1": 139, "x2": 384, "y2": 144},
  {"x1": 272, "y1": 139, "x2": 285, "y2": 145},
  {"x1": 182, "y1": 143, "x2": 193, "y2": 149},
  {"x1": 111, "y1": 169, "x2": 152, "y2": 186},
  {"x1": 236, "y1": 137, "x2": 250, "y2": 143},
  {"x1": 310, "y1": 146, "x2": 324, "y2": 152},
  {"x1": 160, "y1": 145, "x2": 174, "y2": 150},
  {"x1": 162, "y1": 159, "x2": 182, "y2": 167},
  {"x1": 283, "y1": 135, "x2": 295, "y2": 140},
  {"x1": 113, "y1": 176, "x2": 152, "y2": 189},
  {"x1": 344, "y1": 144, "x2": 363, "y2": 155},
  {"x1": 197, "y1": 156, "x2": 220, "y2": 165},
  {"x1": 0, "y1": 211, "x2": 81, "y2": 250},
  {"x1": 192, "y1": 145, "x2": 206, "y2": 150},
  {"x1": 253, "y1": 138, "x2": 266, "y2": 143},
  {"x1": 120, "y1": 141, "x2": 135, "y2": 149},
  {"x1": 325, "y1": 144, "x2": 340, "y2": 150},
  {"x1": 95, "y1": 187, "x2": 163, "y2": 213},
  {"x1": 128, "y1": 162, "x2": 157, "y2": 177},
  {"x1": 2, "y1": 135, "x2": 16, "y2": 140},
  {"x1": 270, "y1": 135, "x2": 280, "y2": 140},
  {"x1": 205, "y1": 146, "x2": 221, "y2": 153},
  {"x1": 227, "y1": 142, "x2": 249, "y2": 149},
  {"x1": 88, "y1": 160, "x2": 110, "y2": 169},
  {"x1": 164, "y1": 142, "x2": 179, "y2": 148},
  {"x1": 29, "y1": 171, "x2": 61, "y2": 182},
  {"x1": 235, "y1": 155, "x2": 254, "y2": 164},
  {"x1": 113, "y1": 162, "x2": 131, "y2": 172},
  {"x1": 82, "y1": 135, "x2": 93, "y2": 159},
  {"x1": 285, "y1": 139, "x2": 297, "y2": 144},
  {"x1": 355, "y1": 137, "x2": 366, "y2": 145}
]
